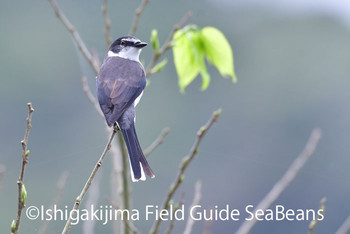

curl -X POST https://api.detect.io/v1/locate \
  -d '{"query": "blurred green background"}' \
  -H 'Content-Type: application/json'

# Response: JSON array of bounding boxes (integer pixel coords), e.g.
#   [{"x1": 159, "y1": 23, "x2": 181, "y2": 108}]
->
[{"x1": 1, "y1": 0, "x2": 350, "y2": 233}]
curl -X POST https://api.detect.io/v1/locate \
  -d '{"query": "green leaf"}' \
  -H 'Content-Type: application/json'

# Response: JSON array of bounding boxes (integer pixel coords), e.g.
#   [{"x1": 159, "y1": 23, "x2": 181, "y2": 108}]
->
[
  {"x1": 200, "y1": 27, "x2": 237, "y2": 83},
  {"x1": 173, "y1": 29, "x2": 207, "y2": 92},
  {"x1": 200, "y1": 68, "x2": 210, "y2": 90},
  {"x1": 21, "y1": 184, "x2": 27, "y2": 205},
  {"x1": 196, "y1": 44, "x2": 210, "y2": 90},
  {"x1": 150, "y1": 29, "x2": 159, "y2": 51},
  {"x1": 150, "y1": 58, "x2": 168, "y2": 74},
  {"x1": 173, "y1": 30, "x2": 200, "y2": 92},
  {"x1": 172, "y1": 25, "x2": 236, "y2": 91},
  {"x1": 11, "y1": 220, "x2": 16, "y2": 233},
  {"x1": 25, "y1": 150, "x2": 30, "y2": 157},
  {"x1": 187, "y1": 30, "x2": 211, "y2": 91}
]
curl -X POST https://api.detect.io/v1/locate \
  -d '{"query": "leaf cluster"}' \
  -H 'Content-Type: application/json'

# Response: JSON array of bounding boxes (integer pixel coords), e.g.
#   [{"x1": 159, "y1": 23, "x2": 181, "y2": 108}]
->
[{"x1": 172, "y1": 25, "x2": 237, "y2": 92}]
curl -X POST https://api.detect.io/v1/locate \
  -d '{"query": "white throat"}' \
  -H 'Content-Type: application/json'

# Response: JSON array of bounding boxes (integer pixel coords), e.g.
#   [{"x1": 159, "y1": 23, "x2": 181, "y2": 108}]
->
[{"x1": 108, "y1": 48, "x2": 141, "y2": 62}]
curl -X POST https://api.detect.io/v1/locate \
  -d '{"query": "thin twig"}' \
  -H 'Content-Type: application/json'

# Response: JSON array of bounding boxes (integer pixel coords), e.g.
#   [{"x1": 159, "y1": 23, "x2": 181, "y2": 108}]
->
[
  {"x1": 202, "y1": 219, "x2": 213, "y2": 234},
  {"x1": 91, "y1": 49, "x2": 101, "y2": 70},
  {"x1": 129, "y1": 0, "x2": 150, "y2": 36},
  {"x1": 164, "y1": 206, "x2": 178, "y2": 234},
  {"x1": 236, "y1": 128, "x2": 323, "y2": 234},
  {"x1": 102, "y1": 0, "x2": 112, "y2": 47},
  {"x1": 308, "y1": 197, "x2": 326, "y2": 234},
  {"x1": 12, "y1": 103, "x2": 34, "y2": 234},
  {"x1": 62, "y1": 127, "x2": 118, "y2": 233},
  {"x1": 335, "y1": 215, "x2": 350, "y2": 234},
  {"x1": 0, "y1": 164, "x2": 6, "y2": 191},
  {"x1": 106, "y1": 198, "x2": 139, "y2": 234},
  {"x1": 109, "y1": 132, "x2": 123, "y2": 234},
  {"x1": 39, "y1": 172, "x2": 69, "y2": 234},
  {"x1": 164, "y1": 194, "x2": 185, "y2": 234},
  {"x1": 150, "y1": 109, "x2": 222, "y2": 234},
  {"x1": 144, "y1": 127, "x2": 170, "y2": 157},
  {"x1": 48, "y1": 0, "x2": 100, "y2": 74},
  {"x1": 117, "y1": 131, "x2": 131, "y2": 234},
  {"x1": 183, "y1": 181, "x2": 202, "y2": 234},
  {"x1": 82, "y1": 76, "x2": 104, "y2": 118},
  {"x1": 145, "y1": 11, "x2": 192, "y2": 77},
  {"x1": 83, "y1": 171, "x2": 102, "y2": 234}
]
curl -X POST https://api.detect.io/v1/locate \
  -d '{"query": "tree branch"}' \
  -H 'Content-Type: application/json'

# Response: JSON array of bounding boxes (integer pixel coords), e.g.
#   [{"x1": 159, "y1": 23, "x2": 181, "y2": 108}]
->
[
  {"x1": 82, "y1": 171, "x2": 102, "y2": 234},
  {"x1": 12, "y1": 103, "x2": 34, "y2": 234},
  {"x1": 236, "y1": 128, "x2": 323, "y2": 234},
  {"x1": 164, "y1": 194, "x2": 185, "y2": 234},
  {"x1": 144, "y1": 127, "x2": 170, "y2": 157},
  {"x1": 82, "y1": 76, "x2": 104, "y2": 118},
  {"x1": 0, "y1": 164, "x2": 5, "y2": 192},
  {"x1": 129, "y1": 0, "x2": 150, "y2": 36},
  {"x1": 48, "y1": 0, "x2": 100, "y2": 74},
  {"x1": 335, "y1": 215, "x2": 350, "y2": 234},
  {"x1": 145, "y1": 11, "x2": 192, "y2": 77},
  {"x1": 109, "y1": 131, "x2": 123, "y2": 234},
  {"x1": 101, "y1": 0, "x2": 112, "y2": 47},
  {"x1": 62, "y1": 127, "x2": 118, "y2": 233},
  {"x1": 116, "y1": 131, "x2": 132, "y2": 234},
  {"x1": 308, "y1": 197, "x2": 326, "y2": 234},
  {"x1": 106, "y1": 198, "x2": 139, "y2": 234},
  {"x1": 39, "y1": 172, "x2": 69, "y2": 234},
  {"x1": 150, "y1": 109, "x2": 222, "y2": 234},
  {"x1": 202, "y1": 219, "x2": 213, "y2": 234},
  {"x1": 183, "y1": 181, "x2": 202, "y2": 234}
]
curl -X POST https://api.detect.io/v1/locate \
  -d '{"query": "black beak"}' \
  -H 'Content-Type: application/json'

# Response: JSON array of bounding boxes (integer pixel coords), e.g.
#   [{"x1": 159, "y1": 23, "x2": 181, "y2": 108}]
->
[{"x1": 134, "y1": 41, "x2": 147, "y2": 48}]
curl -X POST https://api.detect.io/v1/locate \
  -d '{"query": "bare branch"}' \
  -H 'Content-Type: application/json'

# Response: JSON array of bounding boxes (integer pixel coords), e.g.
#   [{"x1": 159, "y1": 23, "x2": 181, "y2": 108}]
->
[
  {"x1": 308, "y1": 197, "x2": 326, "y2": 234},
  {"x1": 12, "y1": 103, "x2": 34, "y2": 234},
  {"x1": 183, "y1": 181, "x2": 202, "y2": 234},
  {"x1": 116, "y1": 131, "x2": 132, "y2": 234},
  {"x1": 165, "y1": 194, "x2": 185, "y2": 234},
  {"x1": 48, "y1": 0, "x2": 100, "y2": 74},
  {"x1": 106, "y1": 198, "x2": 139, "y2": 234},
  {"x1": 144, "y1": 127, "x2": 170, "y2": 157},
  {"x1": 83, "y1": 171, "x2": 102, "y2": 234},
  {"x1": 91, "y1": 49, "x2": 101, "y2": 70},
  {"x1": 62, "y1": 127, "x2": 118, "y2": 233},
  {"x1": 0, "y1": 164, "x2": 6, "y2": 191},
  {"x1": 236, "y1": 128, "x2": 323, "y2": 234},
  {"x1": 146, "y1": 11, "x2": 192, "y2": 77},
  {"x1": 164, "y1": 208, "x2": 178, "y2": 234},
  {"x1": 150, "y1": 109, "x2": 222, "y2": 234},
  {"x1": 129, "y1": 0, "x2": 150, "y2": 36},
  {"x1": 102, "y1": 0, "x2": 112, "y2": 47},
  {"x1": 202, "y1": 219, "x2": 213, "y2": 234},
  {"x1": 39, "y1": 172, "x2": 69, "y2": 234},
  {"x1": 109, "y1": 133, "x2": 123, "y2": 234},
  {"x1": 82, "y1": 77, "x2": 104, "y2": 118},
  {"x1": 335, "y1": 215, "x2": 350, "y2": 234}
]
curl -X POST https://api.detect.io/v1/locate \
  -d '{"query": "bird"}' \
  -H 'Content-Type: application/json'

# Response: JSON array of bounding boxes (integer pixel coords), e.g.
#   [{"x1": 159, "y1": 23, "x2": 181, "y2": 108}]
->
[{"x1": 96, "y1": 36, "x2": 155, "y2": 182}]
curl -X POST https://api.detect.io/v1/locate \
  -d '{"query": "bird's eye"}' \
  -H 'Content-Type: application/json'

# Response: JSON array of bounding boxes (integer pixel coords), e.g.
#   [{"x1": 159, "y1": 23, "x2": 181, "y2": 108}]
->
[{"x1": 120, "y1": 41, "x2": 126, "y2": 47}]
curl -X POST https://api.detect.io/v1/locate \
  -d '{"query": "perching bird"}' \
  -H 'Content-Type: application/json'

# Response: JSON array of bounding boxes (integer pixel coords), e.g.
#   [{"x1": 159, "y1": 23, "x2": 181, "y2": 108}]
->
[{"x1": 96, "y1": 36, "x2": 154, "y2": 182}]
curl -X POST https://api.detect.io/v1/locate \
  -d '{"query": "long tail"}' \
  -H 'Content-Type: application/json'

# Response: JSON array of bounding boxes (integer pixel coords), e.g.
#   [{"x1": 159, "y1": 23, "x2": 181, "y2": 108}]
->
[{"x1": 121, "y1": 122, "x2": 155, "y2": 182}]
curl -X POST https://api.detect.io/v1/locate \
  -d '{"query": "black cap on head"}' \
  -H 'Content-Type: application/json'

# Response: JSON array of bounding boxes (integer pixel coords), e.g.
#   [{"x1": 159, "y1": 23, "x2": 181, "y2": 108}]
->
[{"x1": 110, "y1": 36, "x2": 147, "y2": 53}]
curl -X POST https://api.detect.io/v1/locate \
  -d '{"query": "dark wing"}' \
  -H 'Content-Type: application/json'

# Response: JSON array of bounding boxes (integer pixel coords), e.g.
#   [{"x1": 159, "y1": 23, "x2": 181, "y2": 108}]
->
[{"x1": 97, "y1": 57, "x2": 146, "y2": 126}]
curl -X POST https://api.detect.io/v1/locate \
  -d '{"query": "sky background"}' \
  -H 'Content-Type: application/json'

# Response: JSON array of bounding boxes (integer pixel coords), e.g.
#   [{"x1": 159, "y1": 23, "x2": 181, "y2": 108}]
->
[{"x1": 1, "y1": 0, "x2": 350, "y2": 233}]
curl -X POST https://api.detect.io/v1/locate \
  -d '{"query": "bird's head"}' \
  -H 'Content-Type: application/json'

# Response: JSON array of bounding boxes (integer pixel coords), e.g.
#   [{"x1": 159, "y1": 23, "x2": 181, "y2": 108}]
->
[{"x1": 107, "y1": 36, "x2": 147, "y2": 62}]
